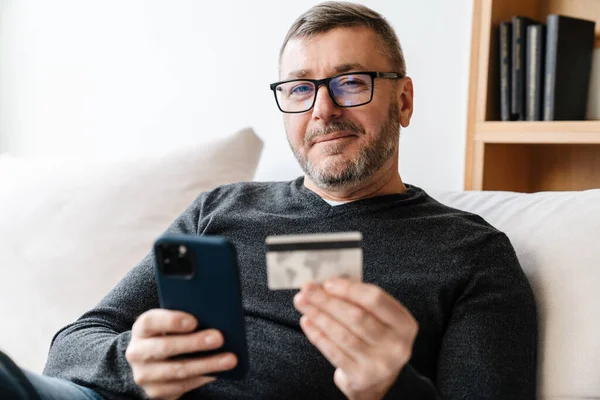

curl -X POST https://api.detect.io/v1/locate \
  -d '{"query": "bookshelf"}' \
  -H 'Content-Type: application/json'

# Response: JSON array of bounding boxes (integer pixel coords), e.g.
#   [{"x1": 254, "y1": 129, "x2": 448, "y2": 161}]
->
[{"x1": 464, "y1": 0, "x2": 600, "y2": 192}]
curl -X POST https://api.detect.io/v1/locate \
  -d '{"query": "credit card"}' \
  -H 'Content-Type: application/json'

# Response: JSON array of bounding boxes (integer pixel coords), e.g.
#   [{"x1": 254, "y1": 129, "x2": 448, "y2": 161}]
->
[{"x1": 266, "y1": 232, "x2": 363, "y2": 290}]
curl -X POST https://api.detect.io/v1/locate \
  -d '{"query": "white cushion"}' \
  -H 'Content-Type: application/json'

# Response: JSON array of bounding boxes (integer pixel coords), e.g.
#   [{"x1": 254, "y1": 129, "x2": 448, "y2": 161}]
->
[
  {"x1": 433, "y1": 189, "x2": 600, "y2": 399},
  {"x1": 0, "y1": 127, "x2": 263, "y2": 373}
]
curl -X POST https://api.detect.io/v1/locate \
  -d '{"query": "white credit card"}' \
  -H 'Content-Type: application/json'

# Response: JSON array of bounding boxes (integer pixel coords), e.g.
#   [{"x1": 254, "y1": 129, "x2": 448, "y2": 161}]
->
[{"x1": 266, "y1": 232, "x2": 363, "y2": 290}]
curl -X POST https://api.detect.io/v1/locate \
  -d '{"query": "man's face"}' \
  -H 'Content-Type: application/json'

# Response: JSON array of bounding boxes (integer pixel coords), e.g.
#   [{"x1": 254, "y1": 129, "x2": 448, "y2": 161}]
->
[{"x1": 279, "y1": 26, "x2": 408, "y2": 189}]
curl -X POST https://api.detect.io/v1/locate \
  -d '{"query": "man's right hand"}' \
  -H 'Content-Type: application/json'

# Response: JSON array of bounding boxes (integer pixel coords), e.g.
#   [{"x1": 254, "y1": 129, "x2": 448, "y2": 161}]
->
[{"x1": 125, "y1": 309, "x2": 238, "y2": 400}]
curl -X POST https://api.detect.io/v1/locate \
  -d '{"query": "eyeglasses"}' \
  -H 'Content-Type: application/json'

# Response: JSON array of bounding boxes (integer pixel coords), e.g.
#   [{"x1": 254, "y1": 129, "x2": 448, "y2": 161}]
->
[{"x1": 269, "y1": 71, "x2": 403, "y2": 114}]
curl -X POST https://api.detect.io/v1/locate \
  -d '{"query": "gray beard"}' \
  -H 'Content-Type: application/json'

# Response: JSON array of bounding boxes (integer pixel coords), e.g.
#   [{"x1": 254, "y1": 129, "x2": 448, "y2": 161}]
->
[{"x1": 290, "y1": 102, "x2": 400, "y2": 190}]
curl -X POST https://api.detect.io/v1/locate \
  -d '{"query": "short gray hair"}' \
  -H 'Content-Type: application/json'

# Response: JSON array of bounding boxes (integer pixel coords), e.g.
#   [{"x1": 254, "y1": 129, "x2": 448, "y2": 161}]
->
[{"x1": 279, "y1": 1, "x2": 406, "y2": 76}]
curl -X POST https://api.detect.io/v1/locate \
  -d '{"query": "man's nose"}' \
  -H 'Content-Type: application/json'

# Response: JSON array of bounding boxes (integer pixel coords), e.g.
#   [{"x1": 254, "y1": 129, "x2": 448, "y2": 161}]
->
[{"x1": 311, "y1": 85, "x2": 343, "y2": 122}]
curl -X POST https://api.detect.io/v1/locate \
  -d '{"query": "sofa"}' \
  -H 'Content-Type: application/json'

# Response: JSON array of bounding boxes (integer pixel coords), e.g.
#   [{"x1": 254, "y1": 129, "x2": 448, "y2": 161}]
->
[{"x1": 0, "y1": 127, "x2": 598, "y2": 399}]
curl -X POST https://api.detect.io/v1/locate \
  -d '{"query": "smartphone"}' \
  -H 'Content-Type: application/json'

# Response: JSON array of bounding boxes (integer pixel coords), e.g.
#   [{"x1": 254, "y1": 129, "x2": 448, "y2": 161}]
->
[{"x1": 153, "y1": 233, "x2": 249, "y2": 380}]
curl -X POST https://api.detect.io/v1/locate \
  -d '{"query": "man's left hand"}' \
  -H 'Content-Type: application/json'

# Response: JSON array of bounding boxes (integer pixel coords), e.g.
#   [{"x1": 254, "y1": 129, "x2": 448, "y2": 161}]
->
[{"x1": 293, "y1": 279, "x2": 419, "y2": 400}]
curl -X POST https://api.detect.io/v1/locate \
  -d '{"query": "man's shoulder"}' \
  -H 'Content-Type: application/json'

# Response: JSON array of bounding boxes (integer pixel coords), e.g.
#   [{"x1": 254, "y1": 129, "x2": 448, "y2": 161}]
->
[
  {"x1": 417, "y1": 190, "x2": 510, "y2": 249},
  {"x1": 420, "y1": 193, "x2": 517, "y2": 267},
  {"x1": 200, "y1": 179, "x2": 296, "y2": 208},
  {"x1": 207, "y1": 179, "x2": 293, "y2": 197},
  {"x1": 418, "y1": 190, "x2": 500, "y2": 233},
  {"x1": 442, "y1": 205, "x2": 498, "y2": 230}
]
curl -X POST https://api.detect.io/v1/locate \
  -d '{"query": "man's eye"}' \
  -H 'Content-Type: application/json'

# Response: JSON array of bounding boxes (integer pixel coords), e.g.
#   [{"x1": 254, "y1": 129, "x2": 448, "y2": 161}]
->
[
  {"x1": 340, "y1": 79, "x2": 367, "y2": 87},
  {"x1": 290, "y1": 84, "x2": 314, "y2": 95}
]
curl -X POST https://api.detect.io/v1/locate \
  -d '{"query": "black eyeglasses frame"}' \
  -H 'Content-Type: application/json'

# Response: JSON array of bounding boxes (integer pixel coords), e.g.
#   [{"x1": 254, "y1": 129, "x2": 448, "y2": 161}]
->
[{"x1": 269, "y1": 71, "x2": 404, "y2": 114}]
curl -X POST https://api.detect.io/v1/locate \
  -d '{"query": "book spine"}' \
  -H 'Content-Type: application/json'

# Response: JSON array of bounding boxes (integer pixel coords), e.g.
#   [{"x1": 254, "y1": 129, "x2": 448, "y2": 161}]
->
[
  {"x1": 500, "y1": 22, "x2": 512, "y2": 121},
  {"x1": 511, "y1": 17, "x2": 527, "y2": 120},
  {"x1": 543, "y1": 16, "x2": 558, "y2": 121},
  {"x1": 587, "y1": 48, "x2": 600, "y2": 119},
  {"x1": 526, "y1": 25, "x2": 545, "y2": 120}
]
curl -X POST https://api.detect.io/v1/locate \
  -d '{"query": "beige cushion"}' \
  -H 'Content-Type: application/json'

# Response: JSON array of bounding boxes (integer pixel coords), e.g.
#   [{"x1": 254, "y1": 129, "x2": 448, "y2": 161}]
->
[
  {"x1": 433, "y1": 189, "x2": 600, "y2": 399},
  {"x1": 0, "y1": 127, "x2": 263, "y2": 373}
]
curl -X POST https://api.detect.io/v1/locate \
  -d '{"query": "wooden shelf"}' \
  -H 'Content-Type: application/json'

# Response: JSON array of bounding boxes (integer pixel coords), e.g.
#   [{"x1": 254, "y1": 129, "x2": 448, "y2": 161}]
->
[
  {"x1": 464, "y1": 0, "x2": 600, "y2": 192},
  {"x1": 475, "y1": 121, "x2": 600, "y2": 143}
]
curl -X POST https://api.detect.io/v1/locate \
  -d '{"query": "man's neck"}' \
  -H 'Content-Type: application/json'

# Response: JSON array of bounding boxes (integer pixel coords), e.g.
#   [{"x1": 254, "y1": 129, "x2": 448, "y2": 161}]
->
[{"x1": 303, "y1": 160, "x2": 407, "y2": 202}]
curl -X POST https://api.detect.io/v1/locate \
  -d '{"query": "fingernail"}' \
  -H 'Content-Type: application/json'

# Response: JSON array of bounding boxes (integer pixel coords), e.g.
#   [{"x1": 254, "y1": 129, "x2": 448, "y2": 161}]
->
[
  {"x1": 300, "y1": 315, "x2": 311, "y2": 327},
  {"x1": 220, "y1": 354, "x2": 236, "y2": 368},
  {"x1": 323, "y1": 280, "x2": 337, "y2": 291},
  {"x1": 205, "y1": 334, "x2": 217, "y2": 345},
  {"x1": 181, "y1": 318, "x2": 192, "y2": 329}
]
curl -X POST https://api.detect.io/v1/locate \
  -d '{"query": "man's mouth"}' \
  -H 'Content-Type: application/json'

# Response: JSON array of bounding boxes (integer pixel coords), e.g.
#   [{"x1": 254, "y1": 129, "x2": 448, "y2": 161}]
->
[{"x1": 312, "y1": 131, "x2": 358, "y2": 145}]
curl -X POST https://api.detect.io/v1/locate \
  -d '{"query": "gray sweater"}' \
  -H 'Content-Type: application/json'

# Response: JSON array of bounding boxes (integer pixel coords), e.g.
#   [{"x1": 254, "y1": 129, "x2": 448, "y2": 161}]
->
[{"x1": 43, "y1": 178, "x2": 537, "y2": 399}]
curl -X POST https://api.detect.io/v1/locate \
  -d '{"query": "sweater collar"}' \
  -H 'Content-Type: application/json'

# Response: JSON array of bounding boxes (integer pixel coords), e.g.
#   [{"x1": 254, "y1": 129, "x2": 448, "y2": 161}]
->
[{"x1": 290, "y1": 176, "x2": 426, "y2": 215}]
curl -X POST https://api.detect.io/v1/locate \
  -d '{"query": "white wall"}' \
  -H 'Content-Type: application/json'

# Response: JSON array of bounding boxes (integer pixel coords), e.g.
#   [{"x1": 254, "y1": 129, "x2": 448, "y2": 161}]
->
[{"x1": 0, "y1": 0, "x2": 473, "y2": 191}]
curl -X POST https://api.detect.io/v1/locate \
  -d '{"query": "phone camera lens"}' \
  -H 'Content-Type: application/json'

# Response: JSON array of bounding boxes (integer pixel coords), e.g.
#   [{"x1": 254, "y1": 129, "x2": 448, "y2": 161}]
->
[
  {"x1": 178, "y1": 245, "x2": 187, "y2": 257},
  {"x1": 161, "y1": 243, "x2": 194, "y2": 278}
]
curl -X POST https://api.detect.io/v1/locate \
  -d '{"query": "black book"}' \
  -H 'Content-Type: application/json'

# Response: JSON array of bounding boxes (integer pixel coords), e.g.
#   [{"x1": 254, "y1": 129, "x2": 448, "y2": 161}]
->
[
  {"x1": 526, "y1": 24, "x2": 545, "y2": 121},
  {"x1": 499, "y1": 22, "x2": 512, "y2": 121},
  {"x1": 512, "y1": 16, "x2": 538, "y2": 120},
  {"x1": 543, "y1": 14, "x2": 596, "y2": 121}
]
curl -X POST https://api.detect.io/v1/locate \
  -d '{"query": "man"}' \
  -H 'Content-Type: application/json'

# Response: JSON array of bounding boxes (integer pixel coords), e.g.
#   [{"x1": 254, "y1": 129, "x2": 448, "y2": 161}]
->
[{"x1": 3, "y1": 2, "x2": 537, "y2": 399}]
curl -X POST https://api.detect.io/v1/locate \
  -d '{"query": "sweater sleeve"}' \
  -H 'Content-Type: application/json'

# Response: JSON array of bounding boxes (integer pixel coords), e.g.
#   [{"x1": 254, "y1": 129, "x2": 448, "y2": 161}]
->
[
  {"x1": 383, "y1": 363, "x2": 442, "y2": 399},
  {"x1": 436, "y1": 232, "x2": 537, "y2": 398},
  {"x1": 43, "y1": 193, "x2": 208, "y2": 400},
  {"x1": 384, "y1": 232, "x2": 537, "y2": 399}
]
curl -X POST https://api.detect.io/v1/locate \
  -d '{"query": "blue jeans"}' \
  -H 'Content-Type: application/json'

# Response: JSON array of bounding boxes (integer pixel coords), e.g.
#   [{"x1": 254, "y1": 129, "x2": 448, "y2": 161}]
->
[
  {"x1": 0, "y1": 351, "x2": 103, "y2": 400},
  {"x1": 23, "y1": 371, "x2": 104, "y2": 400}
]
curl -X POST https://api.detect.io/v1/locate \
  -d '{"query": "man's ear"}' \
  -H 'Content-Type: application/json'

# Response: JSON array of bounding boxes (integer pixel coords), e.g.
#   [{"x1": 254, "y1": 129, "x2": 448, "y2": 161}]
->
[{"x1": 397, "y1": 77, "x2": 414, "y2": 128}]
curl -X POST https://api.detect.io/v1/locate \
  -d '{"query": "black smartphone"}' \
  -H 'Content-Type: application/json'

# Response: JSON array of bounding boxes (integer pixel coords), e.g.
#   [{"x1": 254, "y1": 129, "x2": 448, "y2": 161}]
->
[{"x1": 153, "y1": 233, "x2": 249, "y2": 380}]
